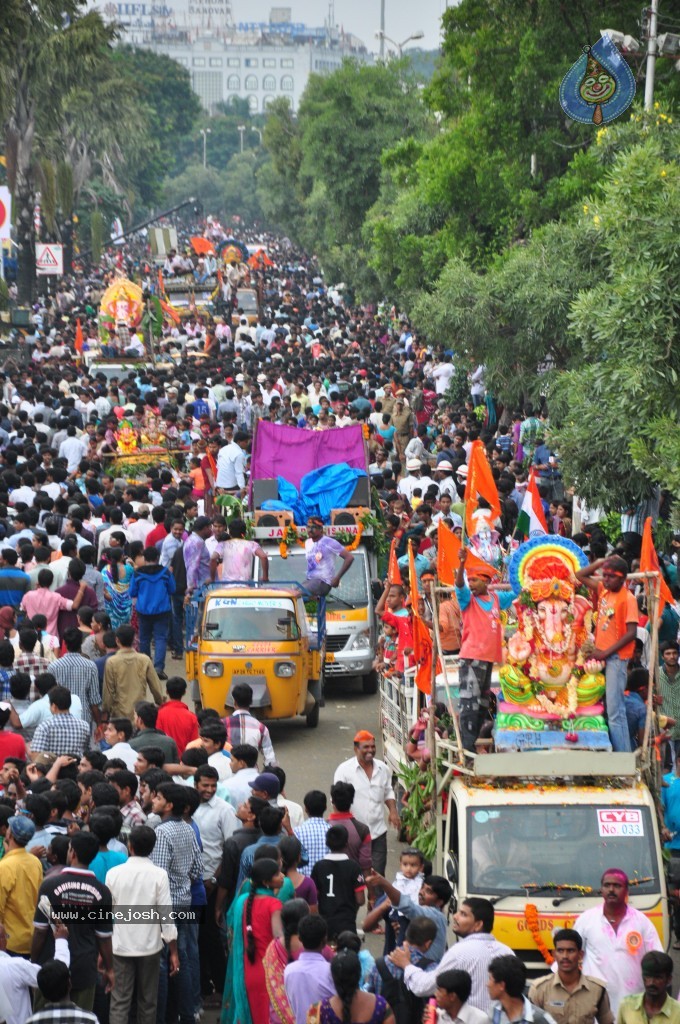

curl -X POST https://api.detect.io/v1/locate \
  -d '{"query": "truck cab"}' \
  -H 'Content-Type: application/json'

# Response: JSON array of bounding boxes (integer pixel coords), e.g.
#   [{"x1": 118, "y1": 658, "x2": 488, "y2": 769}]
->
[{"x1": 438, "y1": 743, "x2": 668, "y2": 972}]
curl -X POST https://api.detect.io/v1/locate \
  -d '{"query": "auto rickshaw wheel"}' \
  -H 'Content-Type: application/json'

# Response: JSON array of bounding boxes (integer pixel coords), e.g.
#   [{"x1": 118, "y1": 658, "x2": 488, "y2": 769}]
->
[{"x1": 305, "y1": 700, "x2": 320, "y2": 728}]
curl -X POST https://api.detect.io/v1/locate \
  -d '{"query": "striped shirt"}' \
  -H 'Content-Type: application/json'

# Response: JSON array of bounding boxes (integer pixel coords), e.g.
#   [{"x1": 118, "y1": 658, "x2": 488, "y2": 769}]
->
[
  {"x1": 31, "y1": 713, "x2": 91, "y2": 756},
  {"x1": 403, "y1": 932, "x2": 514, "y2": 1010},
  {"x1": 0, "y1": 567, "x2": 31, "y2": 608},
  {"x1": 150, "y1": 816, "x2": 203, "y2": 910},
  {"x1": 293, "y1": 817, "x2": 331, "y2": 878},
  {"x1": 50, "y1": 653, "x2": 100, "y2": 724}
]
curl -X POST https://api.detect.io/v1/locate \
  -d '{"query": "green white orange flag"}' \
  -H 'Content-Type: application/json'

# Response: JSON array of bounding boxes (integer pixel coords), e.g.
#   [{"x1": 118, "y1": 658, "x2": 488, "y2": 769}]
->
[
  {"x1": 640, "y1": 516, "x2": 673, "y2": 619},
  {"x1": 463, "y1": 440, "x2": 501, "y2": 536},
  {"x1": 516, "y1": 470, "x2": 548, "y2": 540}
]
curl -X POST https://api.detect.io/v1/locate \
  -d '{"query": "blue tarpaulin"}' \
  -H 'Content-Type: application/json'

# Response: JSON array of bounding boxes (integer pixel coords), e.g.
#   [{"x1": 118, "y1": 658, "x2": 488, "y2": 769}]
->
[{"x1": 260, "y1": 462, "x2": 367, "y2": 525}]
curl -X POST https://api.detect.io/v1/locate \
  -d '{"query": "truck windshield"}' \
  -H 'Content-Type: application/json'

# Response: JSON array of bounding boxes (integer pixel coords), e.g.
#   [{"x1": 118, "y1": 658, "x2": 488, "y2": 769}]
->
[
  {"x1": 467, "y1": 804, "x2": 658, "y2": 895},
  {"x1": 203, "y1": 596, "x2": 300, "y2": 641},
  {"x1": 265, "y1": 550, "x2": 369, "y2": 610}
]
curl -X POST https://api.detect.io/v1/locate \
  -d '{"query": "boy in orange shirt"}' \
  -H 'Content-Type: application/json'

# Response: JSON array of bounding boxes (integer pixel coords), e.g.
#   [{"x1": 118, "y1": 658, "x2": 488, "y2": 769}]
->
[{"x1": 576, "y1": 555, "x2": 638, "y2": 752}]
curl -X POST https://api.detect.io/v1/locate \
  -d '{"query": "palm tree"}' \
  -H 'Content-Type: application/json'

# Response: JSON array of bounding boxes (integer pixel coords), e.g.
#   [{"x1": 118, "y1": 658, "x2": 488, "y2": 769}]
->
[{"x1": 1, "y1": 1, "x2": 146, "y2": 302}]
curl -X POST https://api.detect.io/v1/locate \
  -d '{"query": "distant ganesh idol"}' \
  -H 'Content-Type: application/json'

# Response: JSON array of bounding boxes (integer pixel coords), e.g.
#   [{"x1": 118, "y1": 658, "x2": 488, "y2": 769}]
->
[{"x1": 496, "y1": 537, "x2": 610, "y2": 751}]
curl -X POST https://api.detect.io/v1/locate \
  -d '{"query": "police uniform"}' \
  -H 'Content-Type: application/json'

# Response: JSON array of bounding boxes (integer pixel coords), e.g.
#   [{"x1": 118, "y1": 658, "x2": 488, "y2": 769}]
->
[{"x1": 529, "y1": 973, "x2": 614, "y2": 1024}]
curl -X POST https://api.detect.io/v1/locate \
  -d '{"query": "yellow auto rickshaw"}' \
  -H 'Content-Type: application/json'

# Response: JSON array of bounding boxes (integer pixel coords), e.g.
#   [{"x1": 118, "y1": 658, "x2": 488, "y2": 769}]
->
[{"x1": 185, "y1": 582, "x2": 323, "y2": 727}]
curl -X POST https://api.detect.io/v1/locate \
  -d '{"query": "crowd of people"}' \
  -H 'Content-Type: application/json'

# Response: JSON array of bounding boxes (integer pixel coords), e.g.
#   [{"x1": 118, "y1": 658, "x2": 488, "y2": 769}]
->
[{"x1": 0, "y1": 224, "x2": 678, "y2": 1024}]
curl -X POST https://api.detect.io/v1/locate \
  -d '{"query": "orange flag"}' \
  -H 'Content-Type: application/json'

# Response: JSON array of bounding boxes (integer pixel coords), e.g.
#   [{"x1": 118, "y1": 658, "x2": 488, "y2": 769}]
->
[
  {"x1": 464, "y1": 440, "x2": 501, "y2": 537},
  {"x1": 158, "y1": 268, "x2": 165, "y2": 297},
  {"x1": 387, "y1": 537, "x2": 401, "y2": 586},
  {"x1": 74, "y1": 318, "x2": 84, "y2": 354},
  {"x1": 437, "y1": 520, "x2": 499, "y2": 584},
  {"x1": 413, "y1": 613, "x2": 434, "y2": 694},
  {"x1": 640, "y1": 516, "x2": 673, "y2": 619}
]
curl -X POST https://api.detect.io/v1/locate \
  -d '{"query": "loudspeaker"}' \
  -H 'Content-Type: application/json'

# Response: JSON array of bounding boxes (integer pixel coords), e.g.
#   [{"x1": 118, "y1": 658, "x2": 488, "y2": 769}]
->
[
  {"x1": 253, "y1": 510, "x2": 294, "y2": 529},
  {"x1": 252, "y1": 478, "x2": 279, "y2": 509},
  {"x1": 331, "y1": 507, "x2": 368, "y2": 527},
  {"x1": 349, "y1": 477, "x2": 371, "y2": 507}
]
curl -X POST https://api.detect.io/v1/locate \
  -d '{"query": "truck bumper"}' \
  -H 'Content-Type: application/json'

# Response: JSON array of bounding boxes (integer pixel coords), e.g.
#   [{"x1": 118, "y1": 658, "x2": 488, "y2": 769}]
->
[{"x1": 324, "y1": 651, "x2": 374, "y2": 678}]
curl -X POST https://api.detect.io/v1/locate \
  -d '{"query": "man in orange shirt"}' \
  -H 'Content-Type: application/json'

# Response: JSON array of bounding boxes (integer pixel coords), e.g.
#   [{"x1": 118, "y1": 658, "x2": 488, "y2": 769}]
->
[{"x1": 576, "y1": 555, "x2": 638, "y2": 752}]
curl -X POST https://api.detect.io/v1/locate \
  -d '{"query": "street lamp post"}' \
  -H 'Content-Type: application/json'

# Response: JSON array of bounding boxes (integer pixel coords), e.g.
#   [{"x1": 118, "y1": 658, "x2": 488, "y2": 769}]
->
[
  {"x1": 237, "y1": 124, "x2": 246, "y2": 153},
  {"x1": 375, "y1": 28, "x2": 424, "y2": 58},
  {"x1": 645, "y1": 0, "x2": 659, "y2": 112},
  {"x1": 200, "y1": 128, "x2": 211, "y2": 168},
  {"x1": 251, "y1": 126, "x2": 263, "y2": 144}
]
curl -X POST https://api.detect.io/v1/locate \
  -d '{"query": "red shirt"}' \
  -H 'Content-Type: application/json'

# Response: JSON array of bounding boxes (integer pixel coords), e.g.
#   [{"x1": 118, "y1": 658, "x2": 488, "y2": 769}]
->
[
  {"x1": 0, "y1": 731, "x2": 27, "y2": 762},
  {"x1": 155, "y1": 700, "x2": 198, "y2": 755},
  {"x1": 146, "y1": 524, "x2": 168, "y2": 549}
]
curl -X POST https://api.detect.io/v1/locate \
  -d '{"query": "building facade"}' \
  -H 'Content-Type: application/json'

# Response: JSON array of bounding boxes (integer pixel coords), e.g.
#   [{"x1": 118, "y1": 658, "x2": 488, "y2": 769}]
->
[{"x1": 90, "y1": 2, "x2": 371, "y2": 112}]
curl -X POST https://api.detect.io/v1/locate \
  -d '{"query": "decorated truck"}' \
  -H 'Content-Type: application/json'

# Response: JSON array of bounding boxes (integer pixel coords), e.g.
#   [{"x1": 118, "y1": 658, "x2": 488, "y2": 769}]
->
[
  {"x1": 380, "y1": 535, "x2": 669, "y2": 971},
  {"x1": 249, "y1": 421, "x2": 383, "y2": 694}
]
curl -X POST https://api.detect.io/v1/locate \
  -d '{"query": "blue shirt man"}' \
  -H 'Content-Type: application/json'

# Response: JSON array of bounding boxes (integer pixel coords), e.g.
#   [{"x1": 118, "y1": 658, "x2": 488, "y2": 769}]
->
[{"x1": 662, "y1": 760, "x2": 680, "y2": 850}]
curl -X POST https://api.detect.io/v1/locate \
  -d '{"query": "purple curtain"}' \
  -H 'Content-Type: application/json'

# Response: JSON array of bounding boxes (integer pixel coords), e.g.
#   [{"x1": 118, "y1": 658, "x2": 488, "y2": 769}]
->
[{"x1": 250, "y1": 422, "x2": 368, "y2": 489}]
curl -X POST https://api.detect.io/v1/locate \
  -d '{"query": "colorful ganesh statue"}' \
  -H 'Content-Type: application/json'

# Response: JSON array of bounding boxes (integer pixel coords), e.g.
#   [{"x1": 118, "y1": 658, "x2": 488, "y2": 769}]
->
[{"x1": 495, "y1": 537, "x2": 611, "y2": 751}]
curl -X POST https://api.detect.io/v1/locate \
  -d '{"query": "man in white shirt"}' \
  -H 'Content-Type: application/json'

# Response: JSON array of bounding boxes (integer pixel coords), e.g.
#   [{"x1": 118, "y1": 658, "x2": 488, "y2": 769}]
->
[
  {"x1": 102, "y1": 719, "x2": 139, "y2": 772},
  {"x1": 106, "y1": 824, "x2": 178, "y2": 1024},
  {"x1": 399, "y1": 460, "x2": 427, "y2": 504},
  {"x1": 215, "y1": 431, "x2": 249, "y2": 493},
  {"x1": 432, "y1": 360, "x2": 454, "y2": 395},
  {"x1": 0, "y1": 919, "x2": 71, "y2": 1024},
  {"x1": 58, "y1": 426, "x2": 87, "y2": 473},
  {"x1": 333, "y1": 730, "x2": 399, "y2": 874},
  {"x1": 216, "y1": 744, "x2": 260, "y2": 808},
  {"x1": 433, "y1": 968, "x2": 492, "y2": 1024},
  {"x1": 193, "y1": 765, "x2": 237, "y2": 999}
]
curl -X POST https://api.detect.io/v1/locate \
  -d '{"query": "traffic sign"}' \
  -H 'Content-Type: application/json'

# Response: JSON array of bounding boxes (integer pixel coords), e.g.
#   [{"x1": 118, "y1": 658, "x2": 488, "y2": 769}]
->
[
  {"x1": 0, "y1": 187, "x2": 12, "y2": 241},
  {"x1": 36, "y1": 242, "x2": 64, "y2": 276}
]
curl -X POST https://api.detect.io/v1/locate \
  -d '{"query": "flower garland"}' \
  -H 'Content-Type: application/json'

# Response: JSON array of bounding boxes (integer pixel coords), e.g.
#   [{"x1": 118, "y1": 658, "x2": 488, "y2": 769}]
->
[
  {"x1": 344, "y1": 522, "x2": 364, "y2": 551},
  {"x1": 524, "y1": 904, "x2": 554, "y2": 966},
  {"x1": 279, "y1": 524, "x2": 306, "y2": 559}
]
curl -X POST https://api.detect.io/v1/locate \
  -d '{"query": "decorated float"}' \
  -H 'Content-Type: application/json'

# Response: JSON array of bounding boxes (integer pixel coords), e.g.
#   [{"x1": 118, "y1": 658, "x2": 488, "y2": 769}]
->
[{"x1": 496, "y1": 536, "x2": 610, "y2": 750}]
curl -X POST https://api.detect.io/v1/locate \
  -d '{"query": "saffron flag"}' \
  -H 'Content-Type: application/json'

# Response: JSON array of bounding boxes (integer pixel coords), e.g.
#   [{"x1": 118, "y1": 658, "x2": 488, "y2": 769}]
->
[
  {"x1": 640, "y1": 516, "x2": 673, "y2": 619},
  {"x1": 74, "y1": 318, "x2": 84, "y2": 354},
  {"x1": 437, "y1": 521, "x2": 499, "y2": 585},
  {"x1": 190, "y1": 235, "x2": 215, "y2": 256},
  {"x1": 516, "y1": 470, "x2": 548, "y2": 540},
  {"x1": 464, "y1": 440, "x2": 501, "y2": 537},
  {"x1": 413, "y1": 612, "x2": 434, "y2": 695},
  {"x1": 158, "y1": 268, "x2": 165, "y2": 297},
  {"x1": 387, "y1": 537, "x2": 401, "y2": 586}
]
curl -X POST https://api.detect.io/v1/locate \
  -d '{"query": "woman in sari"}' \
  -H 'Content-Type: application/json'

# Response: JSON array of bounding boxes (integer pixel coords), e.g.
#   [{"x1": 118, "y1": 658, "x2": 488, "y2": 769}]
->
[
  {"x1": 101, "y1": 547, "x2": 134, "y2": 629},
  {"x1": 222, "y1": 858, "x2": 284, "y2": 1024},
  {"x1": 263, "y1": 898, "x2": 310, "y2": 1024}
]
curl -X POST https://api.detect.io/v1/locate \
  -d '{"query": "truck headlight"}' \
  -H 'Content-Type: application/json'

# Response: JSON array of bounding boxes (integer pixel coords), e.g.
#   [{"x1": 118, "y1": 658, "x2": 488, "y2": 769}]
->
[
  {"x1": 349, "y1": 631, "x2": 370, "y2": 651},
  {"x1": 204, "y1": 662, "x2": 223, "y2": 677},
  {"x1": 274, "y1": 662, "x2": 296, "y2": 677}
]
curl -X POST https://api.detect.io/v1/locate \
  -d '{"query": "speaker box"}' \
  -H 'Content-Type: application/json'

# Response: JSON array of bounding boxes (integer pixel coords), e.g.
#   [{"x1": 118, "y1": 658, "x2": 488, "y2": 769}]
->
[
  {"x1": 349, "y1": 477, "x2": 371, "y2": 507},
  {"x1": 252, "y1": 478, "x2": 279, "y2": 509},
  {"x1": 331, "y1": 507, "x2": 368, "y2": 527},
  {"x1": 253, "y1": 510, "x2": 294, "y2": 529}
]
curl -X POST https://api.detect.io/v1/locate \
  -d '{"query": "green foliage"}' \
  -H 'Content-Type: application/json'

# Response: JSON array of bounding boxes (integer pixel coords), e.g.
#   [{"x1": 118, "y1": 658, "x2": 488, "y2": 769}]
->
[{"x1": 90, "y1": 209, "x2": 104, "y2": 264}]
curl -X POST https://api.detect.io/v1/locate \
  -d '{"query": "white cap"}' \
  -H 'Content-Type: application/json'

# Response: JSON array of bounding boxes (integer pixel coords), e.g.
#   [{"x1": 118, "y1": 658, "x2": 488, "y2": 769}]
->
[{"x1": 406, "y1": 458, "x2": 422, "y2": 471}]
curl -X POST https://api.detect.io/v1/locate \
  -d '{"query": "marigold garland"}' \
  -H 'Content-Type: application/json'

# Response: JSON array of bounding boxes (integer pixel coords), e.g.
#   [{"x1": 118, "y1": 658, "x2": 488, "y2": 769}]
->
[
  {"x1": 344, "y1": 522, "x2": 364, "y2": 551},
  {"x1": 525, "y1": 903, "x2": 554, "y2": 965}
]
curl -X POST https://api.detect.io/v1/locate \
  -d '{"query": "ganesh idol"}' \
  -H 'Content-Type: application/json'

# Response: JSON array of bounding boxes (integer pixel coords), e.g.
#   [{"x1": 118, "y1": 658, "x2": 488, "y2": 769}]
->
[{"x1": 495, "y1": 537, "x2": 611, "y2": 750}]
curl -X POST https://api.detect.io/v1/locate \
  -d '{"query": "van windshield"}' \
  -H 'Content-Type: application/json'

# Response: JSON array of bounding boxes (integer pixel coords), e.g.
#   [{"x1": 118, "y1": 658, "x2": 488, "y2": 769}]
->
[
  {"x1": 265, "y1": 550, "x2": 369, "y2": 610},
  {"x1": 466, "y1": 804, "x2": 658, "y2": 895},
  {"x1": 204, "y1": 596, "x2": 300, "y2": 641}
]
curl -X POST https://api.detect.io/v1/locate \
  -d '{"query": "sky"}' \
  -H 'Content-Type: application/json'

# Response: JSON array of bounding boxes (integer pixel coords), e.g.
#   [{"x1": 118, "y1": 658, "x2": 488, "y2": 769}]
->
[{"x1": 231, "y1": 0, "x2": 449, "y2": 52}]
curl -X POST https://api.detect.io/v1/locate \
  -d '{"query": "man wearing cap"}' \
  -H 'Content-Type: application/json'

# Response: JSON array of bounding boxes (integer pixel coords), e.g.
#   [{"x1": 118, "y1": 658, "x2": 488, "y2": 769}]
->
[
  {"x1": 398, "y1": 459, "x2": 425, "y2": 504},
  {"x1": 303, "y1": 517, "x2": 354, "y2": 598},
  {"x1": 215, "y1": 429, "x2": 249, "y2": 496},
  {"x1": 435, "y1": 462, "x2": 457, "y2": 500},
  {"x1": 455, "y1": 547, "x2": 516, "y2": 750},
  {"x1": 0, "y1": 814, "x2": 43, "y2": 956},
  {"x1": 333, "y1": 731, "x2": 399, "y2": 875}
]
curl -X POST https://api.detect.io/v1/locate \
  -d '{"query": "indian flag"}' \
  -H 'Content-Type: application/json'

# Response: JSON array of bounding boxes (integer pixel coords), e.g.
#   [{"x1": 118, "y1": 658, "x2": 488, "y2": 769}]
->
[{"x1": 516, "y1": 471, "x2": 548, "y2": 539}]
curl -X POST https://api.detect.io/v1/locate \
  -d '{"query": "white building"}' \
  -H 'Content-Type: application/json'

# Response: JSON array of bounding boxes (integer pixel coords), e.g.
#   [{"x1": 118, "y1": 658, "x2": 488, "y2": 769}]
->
[{"x1": 89, "y1": 2, "x2": 371, "y2": 112}]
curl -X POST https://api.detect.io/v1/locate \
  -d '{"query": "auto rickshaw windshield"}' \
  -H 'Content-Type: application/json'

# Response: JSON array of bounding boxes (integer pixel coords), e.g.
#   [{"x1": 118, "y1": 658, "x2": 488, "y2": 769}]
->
[{"x1": 203, "y1": 596, "x2": 300, "y2": 641}]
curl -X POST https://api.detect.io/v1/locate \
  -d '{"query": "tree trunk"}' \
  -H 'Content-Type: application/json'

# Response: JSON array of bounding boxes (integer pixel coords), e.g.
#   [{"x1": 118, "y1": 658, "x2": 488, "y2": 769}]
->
[
  {"x1": 15, "y1": 185, "x2": 36, "y2": 305},
  {"x1": 8, "y1": 80, "x2": 37, "y2": 305}
]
